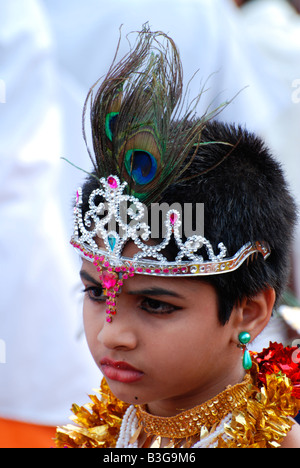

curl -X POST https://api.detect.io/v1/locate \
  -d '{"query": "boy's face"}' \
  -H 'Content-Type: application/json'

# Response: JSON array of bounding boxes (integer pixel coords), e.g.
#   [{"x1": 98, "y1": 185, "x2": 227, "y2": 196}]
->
[{"x1": 80, "y1": 241, "x2": 244, "y2": 415}]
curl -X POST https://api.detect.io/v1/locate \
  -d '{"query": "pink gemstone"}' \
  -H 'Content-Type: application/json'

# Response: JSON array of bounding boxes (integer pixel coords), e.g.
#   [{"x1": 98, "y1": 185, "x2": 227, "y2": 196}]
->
[
  {"x1": 102, "y1": 271, "x2": 117, "y2": 289},
  {"x1": 170, "y1": 213, "x2": 178, "y2": 225},
  {"x1": 108, "y1": 176, "x2": 118, "y2": 189},
  {"x1": 163, "y1": 269, "x2": 169, "y2": 274},
  {"x1": 76, "y1": 190, "x2": 79, "y2": 204},
  {"x1": 106, "y1": 316, "x2": 112, "y2": 323}
]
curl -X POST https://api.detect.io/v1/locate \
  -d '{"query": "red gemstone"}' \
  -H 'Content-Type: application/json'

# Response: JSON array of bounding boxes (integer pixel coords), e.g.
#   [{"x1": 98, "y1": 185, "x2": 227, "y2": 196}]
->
[
  {"x1": 102, "y1": 271, "x2": 117, "y2": 289},
  {"x1": 170, "y1": 213, "x2": 178, "y2": 225},
  {"x1": 108, "y1": 176, "x2": 118, "y2": 188}
]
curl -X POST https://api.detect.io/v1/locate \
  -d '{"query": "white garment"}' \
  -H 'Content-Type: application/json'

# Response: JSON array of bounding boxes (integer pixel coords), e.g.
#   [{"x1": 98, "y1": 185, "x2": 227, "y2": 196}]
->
[
  {"x1": 0, "y1": 0, "x2": 100, "y2": 426},
  {"x1": 236, "y1": 0, "x2": 300, "y2": 298}
]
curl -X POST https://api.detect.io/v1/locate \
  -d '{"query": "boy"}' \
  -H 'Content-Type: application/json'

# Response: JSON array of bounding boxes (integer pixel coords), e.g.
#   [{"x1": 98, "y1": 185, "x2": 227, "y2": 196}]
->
[{"x1": 55, "y1": 28, "x2": 300, "y2": 448}]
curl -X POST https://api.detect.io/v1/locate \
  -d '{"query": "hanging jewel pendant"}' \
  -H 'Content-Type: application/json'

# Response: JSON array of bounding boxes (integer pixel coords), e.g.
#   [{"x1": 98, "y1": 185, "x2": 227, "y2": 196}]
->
[
  {"x1": 242, "y1": 349, "x2": 252, "y2": 370},
  {"x1": 238, "y1": 332, "x2": 252, "y2": 370}
]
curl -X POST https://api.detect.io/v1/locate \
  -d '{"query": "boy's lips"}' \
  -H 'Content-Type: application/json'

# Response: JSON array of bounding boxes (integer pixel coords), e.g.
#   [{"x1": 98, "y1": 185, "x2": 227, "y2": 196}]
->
[{"x1": 100, "y1": 357, "x2": 144, "y2": 383}]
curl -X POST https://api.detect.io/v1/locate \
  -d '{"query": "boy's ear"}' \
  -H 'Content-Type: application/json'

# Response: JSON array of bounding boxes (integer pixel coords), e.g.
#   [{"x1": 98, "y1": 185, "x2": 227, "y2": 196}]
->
[{"x1": 231, "y1": 288, "x2": 276, "y2": 342}]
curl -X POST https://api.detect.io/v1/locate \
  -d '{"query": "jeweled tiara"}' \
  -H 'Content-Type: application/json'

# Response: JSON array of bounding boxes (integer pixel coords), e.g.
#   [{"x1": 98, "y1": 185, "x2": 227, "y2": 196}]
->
[{"x1": 71, "y1": 174, "x2": 271, "y2": 278}]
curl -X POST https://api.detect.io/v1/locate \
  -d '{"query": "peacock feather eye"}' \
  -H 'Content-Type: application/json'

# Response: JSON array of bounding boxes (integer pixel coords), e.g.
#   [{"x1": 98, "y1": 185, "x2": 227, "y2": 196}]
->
[
  {"x1": 105, "y1": 112, "x2": 119, "y2": 141},
  {"x1": 124, "y1": 149, "x2": 158, "y2": 185}
]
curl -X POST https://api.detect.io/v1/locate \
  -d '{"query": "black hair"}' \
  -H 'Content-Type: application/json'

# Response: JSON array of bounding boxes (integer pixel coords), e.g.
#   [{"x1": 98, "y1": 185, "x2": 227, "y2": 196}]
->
[
  {"x1": 158, "y1": 121, "x2": 297, "y2": 323},
  {"x1": 80, "y1": 120, "x2": 297, "y2": 325}
]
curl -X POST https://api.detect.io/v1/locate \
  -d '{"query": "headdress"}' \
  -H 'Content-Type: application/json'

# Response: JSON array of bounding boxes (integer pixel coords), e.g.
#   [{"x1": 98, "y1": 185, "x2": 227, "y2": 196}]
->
[{"x1": 70, "y1": 26, "x2": 271, "y2": 321}]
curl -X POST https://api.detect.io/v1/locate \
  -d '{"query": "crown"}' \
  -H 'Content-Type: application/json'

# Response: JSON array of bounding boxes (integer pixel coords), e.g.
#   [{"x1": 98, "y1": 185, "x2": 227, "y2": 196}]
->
[{"x1": 71, "y1": 174, "x2": 271, "y2": 277}]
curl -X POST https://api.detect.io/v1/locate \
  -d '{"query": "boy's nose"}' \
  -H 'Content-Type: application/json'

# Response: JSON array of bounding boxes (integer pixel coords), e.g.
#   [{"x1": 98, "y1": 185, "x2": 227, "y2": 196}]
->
[{"x1": 97, "y1": 303, "x2": 138, "y2": 351}]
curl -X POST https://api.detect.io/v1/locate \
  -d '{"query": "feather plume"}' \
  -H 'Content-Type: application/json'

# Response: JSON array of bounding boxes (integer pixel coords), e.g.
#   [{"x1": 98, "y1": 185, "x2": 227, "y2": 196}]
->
[{"x1": 82, "y1": 25, "x2": 229, "y2": 204}]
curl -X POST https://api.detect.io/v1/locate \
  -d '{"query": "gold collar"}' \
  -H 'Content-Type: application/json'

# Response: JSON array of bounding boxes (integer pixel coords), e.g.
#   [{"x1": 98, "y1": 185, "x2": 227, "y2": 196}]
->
[{"x1": 136, "y1": 374, "x2": 251, "y2": 439}]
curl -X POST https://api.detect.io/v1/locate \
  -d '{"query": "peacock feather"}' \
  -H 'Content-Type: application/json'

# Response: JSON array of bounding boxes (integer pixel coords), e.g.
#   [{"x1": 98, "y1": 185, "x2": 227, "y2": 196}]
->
[{"x1": 82, "y1": 25, "x2": 228, "y2": 205}]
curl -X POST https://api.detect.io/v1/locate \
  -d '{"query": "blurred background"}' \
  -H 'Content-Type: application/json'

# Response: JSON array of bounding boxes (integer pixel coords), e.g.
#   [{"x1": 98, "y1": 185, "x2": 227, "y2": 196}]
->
[{"x1": 0, "y1": 0, "x2": 299, "y2": 447}]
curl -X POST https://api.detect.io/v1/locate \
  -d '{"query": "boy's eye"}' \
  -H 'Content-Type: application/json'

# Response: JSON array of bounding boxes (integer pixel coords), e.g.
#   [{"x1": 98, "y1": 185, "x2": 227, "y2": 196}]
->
[
  {"x1": 140, "y1": 297, "x2": 178, "y2": 315},
  {"x1": 83, "y1": 286, "x2": 105, "y2": 302}
]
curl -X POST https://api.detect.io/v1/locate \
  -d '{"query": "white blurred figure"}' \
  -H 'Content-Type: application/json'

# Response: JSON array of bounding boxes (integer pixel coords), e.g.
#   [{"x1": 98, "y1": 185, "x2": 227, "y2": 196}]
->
[
  {"x1": 232, "y1": 0, "x2": 300, "y2": 351},
  {"x1": 233, "y1": 0, "x2": 300, "y2": 296},
  {"x1": 0, "y1": 0, "x2": 100, "y2": 447}
]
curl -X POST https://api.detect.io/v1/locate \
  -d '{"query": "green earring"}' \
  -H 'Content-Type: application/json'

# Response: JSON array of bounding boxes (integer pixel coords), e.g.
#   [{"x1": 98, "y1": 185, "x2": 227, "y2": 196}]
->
[{"x1": 238, "y1": 332, "x2": 252, "y2": 370}]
